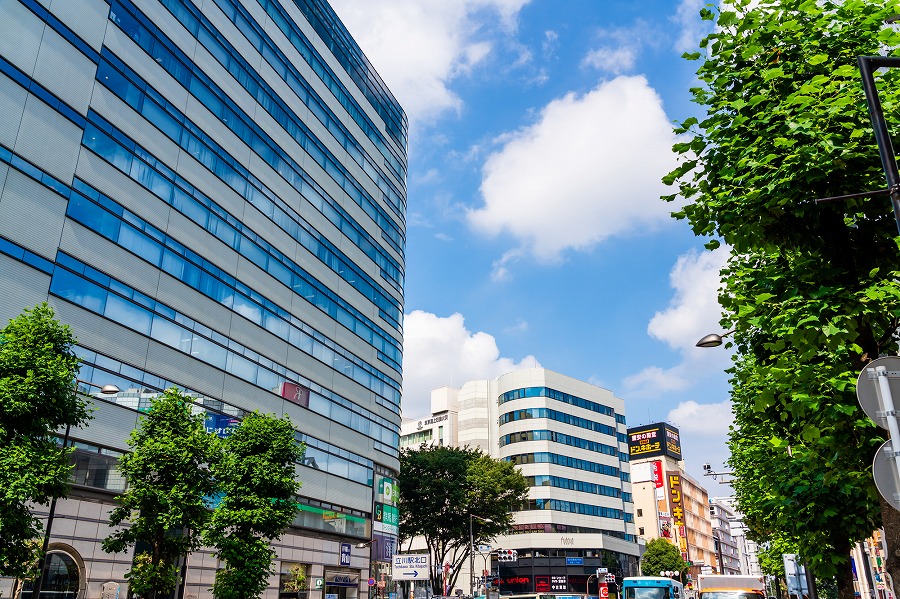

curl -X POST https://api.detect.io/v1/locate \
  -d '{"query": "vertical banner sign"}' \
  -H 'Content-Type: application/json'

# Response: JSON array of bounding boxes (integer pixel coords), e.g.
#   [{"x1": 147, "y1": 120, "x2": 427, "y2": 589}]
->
[
  {"x1": 373, "y1": 474, "x2": 400, "y2": 563},
  {"x1": 667, "y1": 474, "x2": 689, "y2": 561},
  {"x1": 652, "y1": 460, "x2": 663, "y2": 489}
]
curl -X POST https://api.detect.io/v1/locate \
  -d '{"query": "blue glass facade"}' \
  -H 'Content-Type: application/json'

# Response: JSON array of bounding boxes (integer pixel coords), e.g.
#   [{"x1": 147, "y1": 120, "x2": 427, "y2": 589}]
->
[{"x1": 0, "y1": 0, "x2": 404, "y2": 596}]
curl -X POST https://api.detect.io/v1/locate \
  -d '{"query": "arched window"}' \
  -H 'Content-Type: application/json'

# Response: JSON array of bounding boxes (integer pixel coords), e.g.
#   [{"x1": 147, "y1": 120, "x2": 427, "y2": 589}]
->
[{"x1": 20, "y1": 550, "x2": 82, "y2": 599}]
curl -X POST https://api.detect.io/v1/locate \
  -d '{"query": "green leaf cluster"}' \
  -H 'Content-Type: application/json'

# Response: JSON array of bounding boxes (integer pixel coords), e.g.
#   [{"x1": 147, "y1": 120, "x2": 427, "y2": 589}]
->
[
  {"x1": 204, "y1": 412, "x2": 305, "y2": 599},
  {"x1": 663, "y1": 0, "x2": 900, "y2": 595},
  {"x1": 103, "y1": 391, "x2": 303, "y2": 599},
  {"x1": 0, "y1": 304, "x2": 85, "y2": 578},
  {"x1": 103, "y1": 388, "x2": 220, "y2": 598},
  {"x1": 399, "y1": 445, "x2": 529, "y2": 595},
  {"x1": 640, "y1": 538, "x2": 689, "y2": 577}
]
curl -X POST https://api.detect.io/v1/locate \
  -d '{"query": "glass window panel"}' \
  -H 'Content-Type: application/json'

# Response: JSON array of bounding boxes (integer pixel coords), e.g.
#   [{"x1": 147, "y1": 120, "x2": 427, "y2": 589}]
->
[
  {"x1": 117, "y1": 226, "x2": 162, "y2": 266},
  {"x1": 308, "y1": 393, "x2": 330, "y2": 419},
  {"x1": 231, "y1": 293, "x2": 262, "y2": 325},
  {"x1": 151, "y1": 316, "x2": 189, "y2": 349},
  {"x1": 257, "y1": 367, "x2": 279, "y2": 393},
  {"x1": 104, "y1": 294, "x2": 152, "y2": 336},
  {"x1": 67, "y1": 196, "x2": 120, "y2": 241},
  {"x1": 263, "y1": 311, "x2": 289, "y2": 339},
  {"x1": 191, "y1": 336, "x2": 227, "y2": 369},
  {"x1": 50, "y1": 270, "x2": 107, "y2": 314},
  {"x1": 142, "y1": 100, "x2": 181, "y2": 142},
  {"x1": 226, "y1": 352, "x2": 258, "y2": 382}
]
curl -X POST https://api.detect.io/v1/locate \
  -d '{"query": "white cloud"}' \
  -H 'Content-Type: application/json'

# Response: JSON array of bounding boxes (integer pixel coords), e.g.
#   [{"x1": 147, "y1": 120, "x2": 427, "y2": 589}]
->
[
  {"x1": 667, "y1": 399, "x2": 734, "y2": 437},
  {"x1": 329, "y1": 0, "x2": 531, "y2": 128},
  {"x1": 672, "y1": 0, "x2": 709, "y2": 53},
  {"x1": 622, "y1": 247, "x2": 730, "y2": 397},
  {"x1": 582, "y1": 46, "x2": 638, "y2": 74},
  {"x1": 648, "y1": 248, "x2": 727, "y2": 350},
  {"x1": 542, "y1": 30, "x2": 559, "y2": 60},
  {"x1": 467, "y1": 75, "x2": 680, "y2": 265},
  {"x1": 402, "y1": 310, "x2": 539, "y2": 418}
]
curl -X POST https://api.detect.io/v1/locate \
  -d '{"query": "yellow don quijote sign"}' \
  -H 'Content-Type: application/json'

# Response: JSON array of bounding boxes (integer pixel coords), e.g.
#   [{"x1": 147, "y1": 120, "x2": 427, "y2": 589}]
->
[{"x1": 627, "y1": 423, "x2": 683, "y2": 460}]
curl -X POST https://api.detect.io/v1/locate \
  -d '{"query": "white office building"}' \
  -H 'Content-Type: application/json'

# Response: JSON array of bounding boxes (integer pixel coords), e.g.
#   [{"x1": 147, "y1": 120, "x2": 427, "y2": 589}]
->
[{"x1": 400, "y1": 368, "x2": 640, "y2": 597}]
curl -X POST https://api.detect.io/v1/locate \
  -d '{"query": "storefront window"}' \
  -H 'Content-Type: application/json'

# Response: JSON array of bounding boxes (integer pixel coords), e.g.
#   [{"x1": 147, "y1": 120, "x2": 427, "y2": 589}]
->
[{"x1": 281, "y1": 562, "x2": 311, "y2": 599}]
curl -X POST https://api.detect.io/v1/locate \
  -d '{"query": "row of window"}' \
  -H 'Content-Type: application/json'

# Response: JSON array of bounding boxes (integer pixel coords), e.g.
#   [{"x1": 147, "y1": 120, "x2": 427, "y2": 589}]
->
[
  {"x1": 523, "y1": 499, "x2": 633, "y2": 523},
  {"x1": 525, "y1": 475, "x2": 623, "y2": 499},
  {"x1": 500, "y1": 430, "x2": 619, "y2": 457},
  {"x1": 75, "y1": 353, "x2": 388, "y2": 468},
  {"x1": 80, "y1": 110, "x2": 403, "y2": 377},
  {"x1": 0, "y1": 144, "x2": 401, "y2": 456},
  {"x1": 67, "y1": 153, "x2": 401, "y2": 407},
  {"x1": 49, "y1": 254, "x2": 400, "y2": 452},
  {"x1": 96, "y1": 42, "x2": 404, "y2": 316},
  {"x1": 70, "y1": 437, "x2": 371, "y2": 534},
  {"x1": 172, "y1": 0, "x2": 406, "y2": 212},
  {"x1": 0, "y1": 136, "x2": 401, "y2": 414},
  {"x1": 1, "y1": 26, "x2": 405, "y2": 373},
  {"x1": 499, "y1": 408, "x2": 618, "y2": 438},
  {"x1": 498, "y1": 386, "x2": 624, "y2": 424},
  {"x1": 278, "y1": 0, "x2": 408, "y2": 151},
  {"x1": 504, "y1": 452, "x2": 628, "y2": 482},
  {"x1": 399, "y1": 429, "x2": 434, "y2": 447},
  {"x1": 509, "y1": 523, "x2": 636, "y2": 543},
  {"x1": 109, "y1": 0, "x2": 406, "y2": 258}
]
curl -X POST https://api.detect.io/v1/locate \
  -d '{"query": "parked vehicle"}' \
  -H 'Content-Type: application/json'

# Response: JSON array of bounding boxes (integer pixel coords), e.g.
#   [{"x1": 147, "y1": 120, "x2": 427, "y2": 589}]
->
[
  {"x1": 622, "y1": 577, "x2": 685, "y2": 599},
  {"x1": 696, "y1": 575, "x2": 765, "y2": 599}
]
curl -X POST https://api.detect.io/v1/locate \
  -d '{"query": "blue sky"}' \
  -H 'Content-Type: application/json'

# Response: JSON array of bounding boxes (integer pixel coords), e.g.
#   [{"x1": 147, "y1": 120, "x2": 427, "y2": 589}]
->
[{"x1": 329, "y1": 0, "x2": 734, "y2": 488}]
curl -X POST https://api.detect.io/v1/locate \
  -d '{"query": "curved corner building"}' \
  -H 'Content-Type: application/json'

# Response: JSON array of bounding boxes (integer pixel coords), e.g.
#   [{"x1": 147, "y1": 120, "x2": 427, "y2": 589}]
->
[
  {"x1": 401, "y1": 368, "x2": 640, "y2": 597},
  {"x1": 0, "y1": 0, "x2": 406, "y2": 597}
]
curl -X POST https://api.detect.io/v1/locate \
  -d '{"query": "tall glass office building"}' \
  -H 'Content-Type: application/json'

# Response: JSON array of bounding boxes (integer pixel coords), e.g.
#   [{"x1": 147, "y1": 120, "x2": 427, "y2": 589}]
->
[{"x1": 0, "y1": 0, "x2": 405, "y2": 597}]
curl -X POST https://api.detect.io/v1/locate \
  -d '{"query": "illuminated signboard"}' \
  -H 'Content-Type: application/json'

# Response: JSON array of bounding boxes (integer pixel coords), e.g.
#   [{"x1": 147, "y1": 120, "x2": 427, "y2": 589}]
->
[
  {"x1": 536, "y1": 577, "x2": 551, "y2": 593},
  {"x1": 667, "y1": 473, "x2": 689, "y2": 561},
  {"x1": 627, "y1": 423, "x2": 682, "y2": 460}
]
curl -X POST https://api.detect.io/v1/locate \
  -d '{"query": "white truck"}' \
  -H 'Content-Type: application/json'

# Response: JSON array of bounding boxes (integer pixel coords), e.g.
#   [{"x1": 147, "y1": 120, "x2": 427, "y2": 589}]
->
[{"x1": 696, "y1": 576, "x2": 766, "y2": 599}]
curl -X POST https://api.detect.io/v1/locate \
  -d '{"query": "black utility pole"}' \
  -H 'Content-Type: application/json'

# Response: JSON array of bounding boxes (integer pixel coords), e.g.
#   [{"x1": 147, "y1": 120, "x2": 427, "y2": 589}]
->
[{"x1": 858, "y1": 55, "x2": 900, "y2": 234}]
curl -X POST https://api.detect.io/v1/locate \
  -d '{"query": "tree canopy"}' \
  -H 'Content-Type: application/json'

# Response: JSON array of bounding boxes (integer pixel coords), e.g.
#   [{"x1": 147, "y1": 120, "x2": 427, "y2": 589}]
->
[
  {"x1": 204, "y1": 412, "x2": 305, "y2": 599},
  {"x1": 103, "y1": 388, "x2": 219, "y2": 599},
  {"x1": 0, "y1": 303, "x2": 85, "y2": 578},
  {"x1": 664, "y1": 0, "x2": 900, "y2": 596},
  {"x1": 399, "y1": 445, "x2": 529, "y2": 595},
  {"x1": 640, "y1": 538, "x2": 689, "y2": 578}
]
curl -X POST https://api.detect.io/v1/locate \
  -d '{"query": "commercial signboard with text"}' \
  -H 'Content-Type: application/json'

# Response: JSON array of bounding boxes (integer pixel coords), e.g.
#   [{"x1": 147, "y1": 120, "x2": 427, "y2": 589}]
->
[{"x1": 627, "y1": 423, "x2": 682, "y2": 460}]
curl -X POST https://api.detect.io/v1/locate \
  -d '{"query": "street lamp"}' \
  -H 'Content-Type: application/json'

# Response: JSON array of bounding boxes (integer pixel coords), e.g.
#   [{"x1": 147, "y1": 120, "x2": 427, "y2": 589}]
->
[
  {"x1": 695, "y1": 330, "x2": 735, "y2": 348},
  {"x1": 470, "y1": 515, "x2": 492, "y2": 598},
  {"x1": 30, "y1": 380, "x2": 120, "y2": 599}
]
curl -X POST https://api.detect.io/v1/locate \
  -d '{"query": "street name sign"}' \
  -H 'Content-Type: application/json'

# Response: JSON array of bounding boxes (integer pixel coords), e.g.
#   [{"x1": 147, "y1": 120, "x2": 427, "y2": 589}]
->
[{"x1": 393, "y1": 554, "x2": 430, "y2": 579}]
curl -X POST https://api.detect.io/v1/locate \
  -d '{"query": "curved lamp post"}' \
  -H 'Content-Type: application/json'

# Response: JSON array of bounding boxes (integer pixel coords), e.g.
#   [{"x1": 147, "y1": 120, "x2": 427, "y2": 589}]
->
[
  {"x1": 30, "y1": 380, "x2": 120, "y2": 599},
  {"x1": 695, "y1": 330, "x2": 735, "y2": 348},
  {"x1": 469, "y1": 515, "x2": 492, "y2": 597}
]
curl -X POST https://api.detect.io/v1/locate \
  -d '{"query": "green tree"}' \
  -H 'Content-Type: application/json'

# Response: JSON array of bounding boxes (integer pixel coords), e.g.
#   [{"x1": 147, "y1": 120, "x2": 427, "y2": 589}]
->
[
  {"x1": 664, "y1": 0, "x2": 900, "y2": 597},
  {"x1": 204, "y1": 412, "x2": 305, "y2": 599},
  {"x1": 399, "y1": 445, "x2": 529, "y2": 595},
  {"x1": 640, "y1": 538, "x2": 688, "y2": 578},
  {"x1": 103, "y1": 388, "x2": 219, "y2": 599},
  {"x1": 0, "y1": 303, "x2": 86, "y2": 577}
]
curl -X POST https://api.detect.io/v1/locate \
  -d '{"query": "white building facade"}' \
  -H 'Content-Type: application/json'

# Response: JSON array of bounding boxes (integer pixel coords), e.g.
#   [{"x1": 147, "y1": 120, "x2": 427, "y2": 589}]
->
[
  {"x1": 709, "y1": 498, "x2": 742, "y2": 575},
  {"x1": 401, "y1": 368, "x2": 640, "y2": 596}
]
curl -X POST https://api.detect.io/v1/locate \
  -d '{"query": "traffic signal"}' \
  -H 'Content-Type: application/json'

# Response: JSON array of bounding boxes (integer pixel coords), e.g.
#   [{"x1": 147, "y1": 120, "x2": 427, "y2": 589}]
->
[{"x1": 497, "y1": 549, "x2": 518, "y2": 562}]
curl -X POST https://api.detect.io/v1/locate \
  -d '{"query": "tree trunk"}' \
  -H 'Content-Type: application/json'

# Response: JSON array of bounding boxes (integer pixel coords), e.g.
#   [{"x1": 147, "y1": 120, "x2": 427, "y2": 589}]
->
[
  {"x1": 880, "y1": 496, "x2": 900, "y2": 599},
  {"x1": 834, "y1": 537, "x2": 855, "y2": 599}
]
